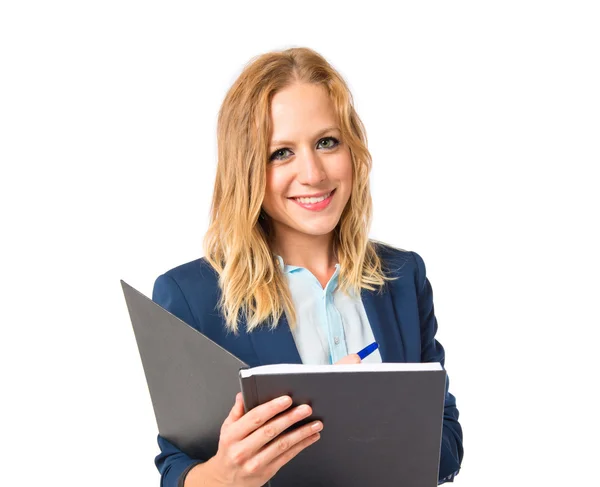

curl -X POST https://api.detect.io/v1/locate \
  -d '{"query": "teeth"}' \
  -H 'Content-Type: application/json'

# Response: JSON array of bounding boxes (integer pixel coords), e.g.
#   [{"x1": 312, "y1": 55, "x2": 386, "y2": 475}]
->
[{"x1": 294, "y1": 191, "x2": 332, "y2": 204}]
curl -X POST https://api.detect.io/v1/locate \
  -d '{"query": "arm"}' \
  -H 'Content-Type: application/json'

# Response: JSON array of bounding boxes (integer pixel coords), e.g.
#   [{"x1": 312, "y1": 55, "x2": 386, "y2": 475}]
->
[
  {"x1": 155, "y1": 435, "x2": 203, "y2": 487},
  {"x1": 412, "y1": 251, "x2": 464, "y2": 484},
  {"x1": 152, "y1": 274, "x2": 206, "y2": 487}
]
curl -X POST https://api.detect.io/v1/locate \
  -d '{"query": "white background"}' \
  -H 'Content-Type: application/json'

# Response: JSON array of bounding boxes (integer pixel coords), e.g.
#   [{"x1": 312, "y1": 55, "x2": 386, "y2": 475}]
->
[{"x1": 1, "y1": 1, "x2": 599, "y2": 486}]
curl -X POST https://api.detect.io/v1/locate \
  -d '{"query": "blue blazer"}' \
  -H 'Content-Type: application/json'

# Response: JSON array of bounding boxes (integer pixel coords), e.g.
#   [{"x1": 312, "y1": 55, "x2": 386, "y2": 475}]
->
[{"x1": 151, "y1": 242, "x2": 463, "y2": 486}]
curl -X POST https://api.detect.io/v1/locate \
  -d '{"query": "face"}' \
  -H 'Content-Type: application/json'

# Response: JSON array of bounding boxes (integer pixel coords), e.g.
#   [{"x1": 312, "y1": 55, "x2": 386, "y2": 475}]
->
[{"x1": 262, "y1": 82, "x2": 353, "y2": 244}]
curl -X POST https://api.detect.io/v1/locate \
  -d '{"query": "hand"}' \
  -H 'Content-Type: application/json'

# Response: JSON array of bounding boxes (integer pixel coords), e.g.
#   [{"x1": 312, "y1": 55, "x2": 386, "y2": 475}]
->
[
  {"x1": 194, "y1": 393, "x2": 322, "y2": 487},
  {"x1": 334, "y1": 353, "x2": 362, "y2": 365}
]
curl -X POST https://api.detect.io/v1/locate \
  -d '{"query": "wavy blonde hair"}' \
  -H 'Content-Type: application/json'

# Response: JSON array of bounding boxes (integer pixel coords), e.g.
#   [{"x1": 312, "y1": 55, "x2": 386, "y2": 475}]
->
[{"x1": 203, "y1": 47, "x2": 397, "y2": 333}]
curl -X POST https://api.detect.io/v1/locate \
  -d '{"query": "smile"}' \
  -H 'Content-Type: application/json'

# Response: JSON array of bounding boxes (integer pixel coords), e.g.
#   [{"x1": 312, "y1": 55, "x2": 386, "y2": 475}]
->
[
  {"x1": 288, "y1": 189, "x2": 336, "y2": 211},
  {"x1": 291, "y1": 190, "x2": 333, "y2": 204}
]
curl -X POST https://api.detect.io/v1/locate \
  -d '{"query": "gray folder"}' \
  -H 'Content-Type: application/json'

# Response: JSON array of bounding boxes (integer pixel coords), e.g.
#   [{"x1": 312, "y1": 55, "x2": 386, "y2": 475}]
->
[
  {"x1": 123, "y1": 280, "x2": 447, "y2": 486},
  {"x1": 121, "y1": 280, "x2": 247, "y2": 460}
]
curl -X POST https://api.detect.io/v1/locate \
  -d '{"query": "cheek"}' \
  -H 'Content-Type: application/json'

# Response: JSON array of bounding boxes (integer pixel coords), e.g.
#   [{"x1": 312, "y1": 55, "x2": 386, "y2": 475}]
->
[
  {"x1": 331, "y1": 152, "x2": 353, "y2": 184},
  {"x1": 264, "y1": 168, "x2": 289, "y2": 204}
]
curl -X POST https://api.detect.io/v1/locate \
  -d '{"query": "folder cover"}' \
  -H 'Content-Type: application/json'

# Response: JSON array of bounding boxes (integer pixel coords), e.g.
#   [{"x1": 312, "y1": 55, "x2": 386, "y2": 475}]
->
[
  {"x1": 121, "y1": 280, "x2": 247, "y2": 460},
  {"x1": 239, "y1": 363, "x2": 446, "y2": 487}
]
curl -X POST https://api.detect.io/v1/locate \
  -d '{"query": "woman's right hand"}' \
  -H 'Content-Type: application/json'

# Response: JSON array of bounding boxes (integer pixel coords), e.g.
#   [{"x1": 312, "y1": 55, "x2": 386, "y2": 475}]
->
[
  {"x1": 334, "y1": 354, "x2": 361, "y2": 365},
  {"x1": 186, "y1": 393, "x2": 322, "y2": 487}
]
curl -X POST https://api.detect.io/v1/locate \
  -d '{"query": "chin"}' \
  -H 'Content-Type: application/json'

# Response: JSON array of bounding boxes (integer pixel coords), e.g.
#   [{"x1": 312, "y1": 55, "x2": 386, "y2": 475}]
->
[
  {"x1": 268, "y1": 207, "x2": 344, "y2": 237},
  {"x1": 293, "y1": 219, "x2": 340, "y2": 237}
]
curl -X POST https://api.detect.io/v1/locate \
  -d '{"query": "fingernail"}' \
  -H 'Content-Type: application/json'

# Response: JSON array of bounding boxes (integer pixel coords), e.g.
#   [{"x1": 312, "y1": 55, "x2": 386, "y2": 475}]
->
[
  {"x1": 297, "y1": 404, "x2": 311, "y2": 414},
  {"x1": 311, "y1": 421, "x2": 323, "y2": 431},
  {"x1": 278, "y1": 396, "x2": 292, "y2": 406}
]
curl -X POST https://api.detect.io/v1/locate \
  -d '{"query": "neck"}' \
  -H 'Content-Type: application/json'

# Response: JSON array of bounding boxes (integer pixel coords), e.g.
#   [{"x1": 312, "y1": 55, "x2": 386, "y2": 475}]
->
[{"x1": 270, "y1": 229, "x2": 338, "y2": 272}]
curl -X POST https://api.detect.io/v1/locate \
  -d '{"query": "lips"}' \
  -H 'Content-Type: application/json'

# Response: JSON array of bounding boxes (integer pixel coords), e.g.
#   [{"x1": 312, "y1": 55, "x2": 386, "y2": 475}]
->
[
  {"x1": 288, "y1": 188, "x2": 336, "y2": 211},
  {"x1": 290, "y1": 189, "x2": 334, "y2": 204}
]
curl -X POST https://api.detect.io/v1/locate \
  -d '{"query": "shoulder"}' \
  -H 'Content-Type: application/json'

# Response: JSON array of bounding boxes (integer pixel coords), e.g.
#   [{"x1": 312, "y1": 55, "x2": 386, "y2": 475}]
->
[
  {"x1": 152, "y1": 257, "x2": 221, "y2": 329},
  {"x1": 370, "y1": 239, "x2": 428, "y2": 289},
  {"x1": 157, "y1": 256, "x2": 219, "y2": 290}
]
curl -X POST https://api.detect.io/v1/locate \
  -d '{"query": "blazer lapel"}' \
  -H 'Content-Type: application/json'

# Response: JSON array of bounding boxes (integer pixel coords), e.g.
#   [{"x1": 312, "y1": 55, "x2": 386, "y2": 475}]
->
[
  {"x1": 247, "y1": 285, "x2": 407, "y2": 365},
  {"x1": 248, "y1": 312, "x2": 303, "y2": 366},
  {"x1": 361, "y1": 285, "x2": 406, "y2": 363}
]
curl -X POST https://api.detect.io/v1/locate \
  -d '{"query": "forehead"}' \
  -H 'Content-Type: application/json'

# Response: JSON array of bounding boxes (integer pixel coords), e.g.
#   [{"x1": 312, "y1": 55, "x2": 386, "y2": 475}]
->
[{"x1": 269, "y1": 83, "x2": 337, "y2": 135}]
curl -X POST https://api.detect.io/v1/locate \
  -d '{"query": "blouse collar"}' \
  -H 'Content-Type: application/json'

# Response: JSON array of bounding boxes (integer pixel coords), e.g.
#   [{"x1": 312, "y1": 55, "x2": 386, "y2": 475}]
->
[{"x1": 276, "y1": 254, "x2": 341, "y2": 275}]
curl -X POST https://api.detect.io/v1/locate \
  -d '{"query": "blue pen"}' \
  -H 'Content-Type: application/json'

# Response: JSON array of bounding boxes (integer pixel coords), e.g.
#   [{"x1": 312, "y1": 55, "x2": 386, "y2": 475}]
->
[{"x1": 356, "y1": 341, "x2": 379, "y2": 360}]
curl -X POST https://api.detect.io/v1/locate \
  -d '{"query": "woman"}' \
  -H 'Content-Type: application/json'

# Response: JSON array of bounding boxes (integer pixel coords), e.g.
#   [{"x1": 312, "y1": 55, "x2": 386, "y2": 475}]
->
[{"x1": 152, "y1": 47, "x2": 463, "y2": 487}]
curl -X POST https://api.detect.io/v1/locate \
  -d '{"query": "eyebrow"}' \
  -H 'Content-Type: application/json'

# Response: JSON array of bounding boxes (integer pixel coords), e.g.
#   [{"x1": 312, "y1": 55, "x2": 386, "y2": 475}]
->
[{"x1": 270, "y1": 126, "x2": 341, "y2": 148}]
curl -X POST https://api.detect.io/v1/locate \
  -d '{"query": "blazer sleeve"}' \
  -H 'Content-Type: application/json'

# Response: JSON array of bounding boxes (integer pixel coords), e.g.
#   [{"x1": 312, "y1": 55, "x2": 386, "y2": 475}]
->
[
  {"x1": 412, "y1": 251, "x2": 464, "y2": 484},
  {"x1": 151, "y1": 273, "x2": 205, "y2": 487}
]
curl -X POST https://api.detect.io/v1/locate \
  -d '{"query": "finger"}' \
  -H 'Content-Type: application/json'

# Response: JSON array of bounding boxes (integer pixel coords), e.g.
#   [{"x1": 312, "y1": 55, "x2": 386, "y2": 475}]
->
[
  {"x1": 231, "y1": 393, "x2": 245, "y2": 421},
  {"x1": 335, "y1": 353, "x2": 361, "y2": 365},
  {"x1": 241, "y1": 403, "x2": 314, "y2": 453},
  {"x1": 264, "y1": 431, "x2": 321, "y2": 476},
  {"x1": 249, "y1": 417, "x2": 323, "y2": 468},
  {"x1": 227, "y1": 395, "x2": 293, "y2": 441},
  {"x1": 222, "y1": 393, "x2": 244, "y2": 427}
]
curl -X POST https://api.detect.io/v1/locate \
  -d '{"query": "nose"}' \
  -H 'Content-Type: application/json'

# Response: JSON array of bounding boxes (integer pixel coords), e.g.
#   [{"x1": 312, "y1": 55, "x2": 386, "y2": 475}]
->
[{"x1": 296, "y1": 147, "x2": 327, "y2": 185}]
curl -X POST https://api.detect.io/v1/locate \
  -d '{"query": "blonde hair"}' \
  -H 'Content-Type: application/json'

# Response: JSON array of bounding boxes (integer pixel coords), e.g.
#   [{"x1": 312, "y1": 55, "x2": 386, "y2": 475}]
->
[{"x1": 203, "y1": 47, "x2": 397, "y2": 333}]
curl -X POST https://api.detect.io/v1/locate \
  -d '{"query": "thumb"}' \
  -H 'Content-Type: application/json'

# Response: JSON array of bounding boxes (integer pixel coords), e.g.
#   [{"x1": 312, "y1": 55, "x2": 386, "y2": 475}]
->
[{"x1": 223, "y1": 393, "x2": 245, "y2": 426}]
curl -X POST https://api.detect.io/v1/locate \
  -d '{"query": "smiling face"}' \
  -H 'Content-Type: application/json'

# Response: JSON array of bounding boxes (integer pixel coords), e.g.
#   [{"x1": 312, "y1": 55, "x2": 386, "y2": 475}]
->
[{"x1": 261, "y1": 82, "x2": 353, "y2": 248}]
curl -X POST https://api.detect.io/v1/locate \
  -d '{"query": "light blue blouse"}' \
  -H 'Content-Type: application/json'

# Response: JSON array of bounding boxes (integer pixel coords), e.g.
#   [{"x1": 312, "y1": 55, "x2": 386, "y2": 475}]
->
[{"x1": 276, "y1": 255, "x2": 382, "y2": 365}]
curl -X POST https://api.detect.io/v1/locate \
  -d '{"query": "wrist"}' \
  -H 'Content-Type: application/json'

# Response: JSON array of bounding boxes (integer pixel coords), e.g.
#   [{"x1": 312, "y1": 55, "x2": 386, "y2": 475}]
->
[{"x1": 185, "y1": 457, "x2": 228, "y2": 487}]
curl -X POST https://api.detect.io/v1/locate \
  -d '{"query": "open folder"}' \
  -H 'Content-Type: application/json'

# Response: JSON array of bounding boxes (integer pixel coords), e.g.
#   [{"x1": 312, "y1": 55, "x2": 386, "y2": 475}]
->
[{"x1": 122, "y1": 280, "x2": 447, "y2": 487}]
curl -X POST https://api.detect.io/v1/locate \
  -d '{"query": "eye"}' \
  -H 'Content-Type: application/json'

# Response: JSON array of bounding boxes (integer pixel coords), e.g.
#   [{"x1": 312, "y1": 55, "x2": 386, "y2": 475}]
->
[
  {"x1": 318, "y1": 136, "x2": 340, "y2": 149},
  {"x1": 269, "y1": 148, "x2": 292, "y2": 162},
  {"x1": 268, "y1": 137, "x2": 340, "y2": 163}
]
